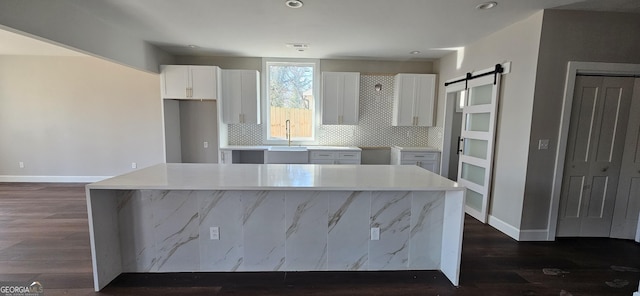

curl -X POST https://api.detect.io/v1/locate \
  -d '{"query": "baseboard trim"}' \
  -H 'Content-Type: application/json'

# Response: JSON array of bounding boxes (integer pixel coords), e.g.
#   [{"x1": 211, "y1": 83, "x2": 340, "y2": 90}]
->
[
  {"x1": 519, "y1": 229, "x2": 550, "y2": 241},
  {"x1": 0, "y1": 175, "x2": 111, "y2": 183},
  {"x1": 488, "y1": 215, "x2": 520, "y2": 241}
]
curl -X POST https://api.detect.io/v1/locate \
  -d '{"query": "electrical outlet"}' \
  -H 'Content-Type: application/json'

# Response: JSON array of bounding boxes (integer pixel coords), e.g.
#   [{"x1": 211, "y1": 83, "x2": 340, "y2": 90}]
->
[
  {"x1": 131, "y1": 162, "x2": 137, "y2": 169},
  {"x1": 371, "y1": 227, "x2": 380, "y2": 241},
  {"x1": 210, "y1": 226, "x2": 220, "y2": 240},
  {"x1": 204, "y1": 141, "x2": 209, "y2": 148},
  {"x1": 19, "y1": 161, "x2": 24, "y2": 169}
]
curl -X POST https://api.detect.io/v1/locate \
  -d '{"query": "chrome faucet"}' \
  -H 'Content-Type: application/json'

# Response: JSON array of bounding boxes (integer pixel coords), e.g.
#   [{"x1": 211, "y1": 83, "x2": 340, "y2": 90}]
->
[{"x1": 285, "y1": 119, "x2": 291, "y2": 146}]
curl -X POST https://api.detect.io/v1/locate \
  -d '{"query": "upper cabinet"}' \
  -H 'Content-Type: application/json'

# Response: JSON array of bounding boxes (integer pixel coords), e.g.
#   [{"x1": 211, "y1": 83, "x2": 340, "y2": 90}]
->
[
  {"x1": 392, "y1": 73, "x2": 436, "y2": 126},
  {"x1": 221, "y1": 69, "x2": 260, "y2": 124},
  {"x1": 161, "y1": 65, "x2": 220, "y2": 100},
  {"x1": 321, "y1": 72, "x2": 360, "y2": 125}
]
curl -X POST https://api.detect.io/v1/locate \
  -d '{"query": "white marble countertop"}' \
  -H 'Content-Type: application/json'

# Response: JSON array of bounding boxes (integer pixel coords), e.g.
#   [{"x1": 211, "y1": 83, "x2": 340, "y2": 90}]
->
[
  {"x1": 392, "y1": 146, "x2": 441, "y2": 152},
  {"x1": 88, "y1": 163, "x2": 462, "y2": 191},
  {"x1": 221, "y1": 145, "x2": 362, "y2": 151}
]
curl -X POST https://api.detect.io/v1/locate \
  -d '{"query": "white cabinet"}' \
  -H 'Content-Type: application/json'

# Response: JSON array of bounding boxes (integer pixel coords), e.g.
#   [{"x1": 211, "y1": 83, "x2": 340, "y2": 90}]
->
[
  {"x1": 392, "y1": 73, "x2": 436, "y2": 126},
  {"x1": 161, "y1": 65, "x2": 219, "y2": 100},
  {"x1": 221, "y1": 69, "x2": 260, "y2": 124},
  {"x1": 220, "y1": 150, "x2": 233, "y2": 164},
  {"x1": 309, "y1": 150, "x2": 361, "y2": 164},
  {"x1": 322, "y1": 72, "x2": 360, "y2": 125},
  {"x1": 390, "y1": 147, "x2": 440, "y2": 174}
]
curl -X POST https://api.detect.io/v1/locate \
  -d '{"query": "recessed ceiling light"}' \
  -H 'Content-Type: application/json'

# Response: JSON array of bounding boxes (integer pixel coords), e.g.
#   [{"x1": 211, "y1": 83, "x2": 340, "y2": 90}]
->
[
  {"x1": 187, "y1": 44, "x2": 198, "y2": 48},
  {"x1": 410, "y1": 51, "x2": 421, "y2": 55},
  {"x1": 285, "y1": 0, "x2": 303, "y2": 8},
  {"x1": 476, "y1": 1, "x2": 497, "y2": 10}
]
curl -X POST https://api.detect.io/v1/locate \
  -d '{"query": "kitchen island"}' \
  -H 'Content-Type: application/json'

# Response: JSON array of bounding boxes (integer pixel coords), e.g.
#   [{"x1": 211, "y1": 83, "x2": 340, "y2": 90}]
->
[{"x1": 85, "y1": 163, "x2": 465, "y2": 291}]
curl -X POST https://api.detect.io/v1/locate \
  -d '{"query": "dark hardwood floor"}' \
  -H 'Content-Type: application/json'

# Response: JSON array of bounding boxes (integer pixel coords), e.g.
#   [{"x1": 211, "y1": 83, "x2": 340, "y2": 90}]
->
[{"x1": 0, "y1": 183, "x2": 638, "y2": 295}]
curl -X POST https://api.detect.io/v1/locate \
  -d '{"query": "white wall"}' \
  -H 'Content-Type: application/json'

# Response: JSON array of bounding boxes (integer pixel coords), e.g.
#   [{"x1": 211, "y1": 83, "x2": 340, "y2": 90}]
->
[
  {"x1": 435, "y1": 11, "x2": 544, "y2": 231},
  {"x1": 0, "y1": 56, "x2": 165, "y2": 180}
]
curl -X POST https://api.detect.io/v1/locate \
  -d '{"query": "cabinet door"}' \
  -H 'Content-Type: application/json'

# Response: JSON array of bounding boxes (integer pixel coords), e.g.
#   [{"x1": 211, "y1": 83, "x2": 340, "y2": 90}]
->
[
  {"x1": 162, "y1": 65, "x2": 189, "y2": 99},
  {"x1": 239, "y1": 70, "x2": 260, "y2": 124},
  {"x1": 392, "y1": 74, "x2": 417, "y2": 126},
  {"x1": 221, "y1": 70, "x2": 260, "y2": 124},
  {"x1": 189, "y1": 66, "x2": 217, "y2": 99},
  {"x1": 221, "y1": 70, "x2": 243, "y2": 124},
  {"x1": 220, "y1": 150, "x2": 233, "y2": 164},
  {"x1": 392, "y1": 74, "x2": 436, "y2": 126},
  {"x1": 341, "y1": 73, "x2": 360, "y2": 125},
  {"x1": 322, "y1": 72, "x2": 341, "y2": 125},
  {"x1": 414, "y1": 74, "x2": 436, "y2": 126},
  {"x1": 322, "y1": 72, "x2": 359, "y2": 125}
]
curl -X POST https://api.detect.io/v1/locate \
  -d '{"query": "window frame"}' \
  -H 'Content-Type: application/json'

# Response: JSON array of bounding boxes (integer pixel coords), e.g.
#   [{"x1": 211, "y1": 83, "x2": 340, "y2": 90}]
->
[{"x1": 261, "y1": 58, "x2": 320, "y2": 144}]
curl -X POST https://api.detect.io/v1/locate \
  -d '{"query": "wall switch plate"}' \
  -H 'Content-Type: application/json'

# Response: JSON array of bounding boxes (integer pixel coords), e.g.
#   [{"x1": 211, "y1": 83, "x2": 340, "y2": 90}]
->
[
  {"x1": 210, "y1": 226, "x2": 220, "y2": 240},
  {"x1": 204, "y1": 141, "x2": 209, "y2": 148},
  {"x1": 131, "y1": 162, "x2": 137, "y2": 169},
  {"x1": 538, "y1": 139, "x2": 550, "y2": 150},
  {"x1": 371, "y1": 227, "x2": 380, "y2": 240},
  {"x1": 19, "y1": 161, "x2": 24, "y2": 169}
]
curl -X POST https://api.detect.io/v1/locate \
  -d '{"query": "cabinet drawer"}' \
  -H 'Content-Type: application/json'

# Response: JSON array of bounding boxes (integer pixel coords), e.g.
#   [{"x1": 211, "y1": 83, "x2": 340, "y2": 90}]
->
[
  {"x1": 338, "y1": 152, "x2": 360, "y2": 160},
  {"x1": 310, "y1": 151, "x2": 336, "y2": 160},
  {"x1": 310, "y1": 159, "x2": 335, "y2": 164},
  {"x1": 401, "y1": 152, "x2": 438, "y2": 161},
  {"x1": 336, "y1": 159, "x2": 360, "y2": 165}
]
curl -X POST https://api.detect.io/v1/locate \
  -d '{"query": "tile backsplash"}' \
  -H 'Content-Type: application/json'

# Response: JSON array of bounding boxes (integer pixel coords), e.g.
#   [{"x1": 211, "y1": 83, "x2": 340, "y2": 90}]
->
[{"x1": 228, "y1": 75, "x2": 441, "y2": 148}]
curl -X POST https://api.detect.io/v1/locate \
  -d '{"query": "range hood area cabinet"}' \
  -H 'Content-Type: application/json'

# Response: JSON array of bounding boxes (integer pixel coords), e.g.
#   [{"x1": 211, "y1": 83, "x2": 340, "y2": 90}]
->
[
  {"x1": 221, "y1": 69, "x2": 260, "y2": 124},
  {"x1": 321, "y1": 72, "x2": 360, "y2": 125},
  {"x1": 161, "y1": 65, "x2": 220, "y2": 100},
  {"x1": 392, "y1": 73, "x2": 436, "y2": 126}
]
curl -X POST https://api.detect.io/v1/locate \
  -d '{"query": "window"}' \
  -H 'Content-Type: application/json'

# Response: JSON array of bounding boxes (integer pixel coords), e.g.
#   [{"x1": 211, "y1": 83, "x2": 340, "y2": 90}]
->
[{"x1": 263, "y1": 59, "x2": 319, "y2": 142}]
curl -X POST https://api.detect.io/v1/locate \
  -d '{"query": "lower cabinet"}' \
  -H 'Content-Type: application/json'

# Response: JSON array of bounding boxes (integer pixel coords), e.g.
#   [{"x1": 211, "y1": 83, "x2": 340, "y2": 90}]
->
[
  {"x1": 309, "y1": 150, "x2": 361, "y2": 164},
  {"x1": 390, "y1": 147, "x2": 440, "y2": 174},
  {"x1": 220, "y1": 150, "x2": 233, "y2": 164}
]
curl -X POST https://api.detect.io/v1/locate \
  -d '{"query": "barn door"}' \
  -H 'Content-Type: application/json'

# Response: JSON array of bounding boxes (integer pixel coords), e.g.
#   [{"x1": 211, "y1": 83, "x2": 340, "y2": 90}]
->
[{"x1": 457, "y1": 74, "x2": 500, "y2": 223}]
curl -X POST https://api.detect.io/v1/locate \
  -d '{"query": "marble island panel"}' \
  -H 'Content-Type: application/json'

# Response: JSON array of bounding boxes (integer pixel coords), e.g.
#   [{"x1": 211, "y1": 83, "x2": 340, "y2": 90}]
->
[{"x1": 86, "y1": 164, "x2": 465, "y2": 291}]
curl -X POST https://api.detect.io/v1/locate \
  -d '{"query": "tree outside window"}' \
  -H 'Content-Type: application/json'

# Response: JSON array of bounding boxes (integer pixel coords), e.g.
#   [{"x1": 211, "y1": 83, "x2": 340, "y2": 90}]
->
[{"x1": 266, "y1": 61, "x2": 316, "y2": 141}]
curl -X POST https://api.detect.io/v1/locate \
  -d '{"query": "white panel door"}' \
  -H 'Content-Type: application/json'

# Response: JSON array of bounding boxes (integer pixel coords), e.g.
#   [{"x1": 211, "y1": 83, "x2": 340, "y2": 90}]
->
[
  {"x1": 610, "y1": 78, "x2": 640, "y2": 239},
  {"x1": 557, "y1": 76, "x2": 634, "y2": 237},
  {"x1": 457, "y1": 74, "x2": 500, "y2": 223}
]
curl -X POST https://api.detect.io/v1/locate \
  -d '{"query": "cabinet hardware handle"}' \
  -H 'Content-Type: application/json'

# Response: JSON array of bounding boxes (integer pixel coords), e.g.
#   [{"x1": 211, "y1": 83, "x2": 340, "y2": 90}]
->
[{"x1": 414, "y1": 155, "x2": 425, "y2": 158}]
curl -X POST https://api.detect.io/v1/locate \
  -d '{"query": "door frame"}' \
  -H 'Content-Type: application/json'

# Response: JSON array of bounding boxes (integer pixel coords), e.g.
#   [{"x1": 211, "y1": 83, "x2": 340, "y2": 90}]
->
[
  {"x1": 548, "y1": 61, "x2": 640, "y2": 240},
  {"x1": 441, "y1": 83, "x2": 465, "y2": 179}
]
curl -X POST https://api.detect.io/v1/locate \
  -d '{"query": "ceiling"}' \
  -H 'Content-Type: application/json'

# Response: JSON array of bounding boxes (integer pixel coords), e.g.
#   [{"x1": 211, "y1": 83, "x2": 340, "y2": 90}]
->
[{"x1": 2, "y1": 0, "x2": 639, "y2": 60}]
